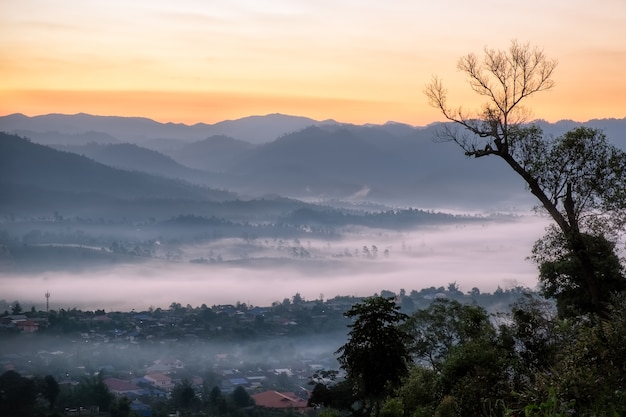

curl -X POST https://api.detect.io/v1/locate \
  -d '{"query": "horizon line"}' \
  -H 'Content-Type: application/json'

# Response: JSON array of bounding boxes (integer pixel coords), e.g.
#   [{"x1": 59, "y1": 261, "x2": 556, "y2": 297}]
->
[{"x1": 2, "y1": 111, "x2": 625, "y2": 130}]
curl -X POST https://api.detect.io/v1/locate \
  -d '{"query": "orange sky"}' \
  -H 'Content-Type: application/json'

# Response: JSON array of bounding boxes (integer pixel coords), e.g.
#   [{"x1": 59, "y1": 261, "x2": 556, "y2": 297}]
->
[{"x1": 1, "y1": 0, "x2": 625, "y2": 126}]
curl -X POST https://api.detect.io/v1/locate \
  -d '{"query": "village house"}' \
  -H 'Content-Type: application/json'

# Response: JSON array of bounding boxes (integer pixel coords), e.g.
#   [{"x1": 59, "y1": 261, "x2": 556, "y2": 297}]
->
[
  {"x1": 104, "y1": 377, "x2": 143, "y2": 397},
  {"x1": 144, "y1": 373, "x2": 174, "y2": 392},
  {"x1": 0, "y1": 315, "x2": 40, "y2": 333},
  {"x1": 251, "y1": 391, "x2": 309, "y2": 413},
  {"x1": 146, "y1": 358, "x2": 183, "y2": 373},
  {"x1": 16, "y1": 319, "x2": 39, "y2": 333}
]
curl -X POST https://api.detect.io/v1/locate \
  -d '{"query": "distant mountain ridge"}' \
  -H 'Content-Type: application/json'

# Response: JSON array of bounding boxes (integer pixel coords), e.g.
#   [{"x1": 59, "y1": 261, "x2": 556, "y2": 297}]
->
[
  {"x1": 2, "y1": 113, "x2": 625, "y2": 209},
  {"x1": 0, "y1": 112, "x2": 334, "y2": 145},
  {"x1": 2, "y1": 112, "x2": 624, "y2": 145}
]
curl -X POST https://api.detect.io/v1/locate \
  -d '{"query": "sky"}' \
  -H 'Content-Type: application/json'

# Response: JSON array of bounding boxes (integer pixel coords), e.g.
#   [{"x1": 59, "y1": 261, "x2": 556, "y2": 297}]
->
[{"x1": 1, "y1": 0, "x2": 625, "y2": 126}]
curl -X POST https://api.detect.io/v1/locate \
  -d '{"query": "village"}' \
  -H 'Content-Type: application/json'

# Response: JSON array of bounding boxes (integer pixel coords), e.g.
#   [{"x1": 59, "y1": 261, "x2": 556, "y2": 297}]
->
[
  {"x1": 0, "y1": 293, "x2": 364, "y2": 416},
  {"x1": 0, "y1": 287, "x2": 528, "y2": 416}
]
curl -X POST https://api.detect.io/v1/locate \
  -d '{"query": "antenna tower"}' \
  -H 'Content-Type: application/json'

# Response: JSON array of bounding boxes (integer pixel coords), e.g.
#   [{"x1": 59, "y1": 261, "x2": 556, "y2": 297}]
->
[{"x1": 45, "y1": 291, "x2": 50, "y2": 324}]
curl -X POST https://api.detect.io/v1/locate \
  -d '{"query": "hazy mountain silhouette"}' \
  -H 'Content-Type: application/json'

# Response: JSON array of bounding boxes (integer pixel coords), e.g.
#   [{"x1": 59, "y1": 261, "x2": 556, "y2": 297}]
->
[
  {"x1": 233, "y1": 126, "x2": 386, "y2": 178},
  {"x1": 3, "y1": 112, "x2": 623, "y2": 148},
  {"x1": 214, "y1": 118, "x2": 625, "y2": 207},
  {"x1": 0, "y1": 132, "x2": 234, "y2": 202},
  {"x1": 10, "y1": 129, "x2": 120, "y2": 146},
  {"x1": 207, "y1": 114, "x2": 337, "y2": 144},
  {"x1": 52, "y1": 142, "x2": 222, "y2": 186},
  {"x1": 0, "y1": 112, "x2": 329, "y2": 145},
  {"x1": 3, "y1": 113, "x2": 625, "y2": 209},
  {"x1": 0, "y1": 132, "x2": 346, "y2": 225},
  {"x1": 209, "y1": 124, "x2": 528, "y2": 208},
  {"x1": 170, "y1": 135, "x2": 256, "y2": 171},
  {"x1": 0, "y1": 113, "x2": 179, "y2": 142},
  {"x1": 535, "y1": 118, "x2": 626, "y2": 149}
]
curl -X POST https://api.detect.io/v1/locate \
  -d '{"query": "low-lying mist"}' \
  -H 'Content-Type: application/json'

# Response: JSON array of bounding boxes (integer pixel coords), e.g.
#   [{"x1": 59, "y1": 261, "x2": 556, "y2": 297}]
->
[{"x1": 2, "y1": 215, "x2": 550, "y2": 311}]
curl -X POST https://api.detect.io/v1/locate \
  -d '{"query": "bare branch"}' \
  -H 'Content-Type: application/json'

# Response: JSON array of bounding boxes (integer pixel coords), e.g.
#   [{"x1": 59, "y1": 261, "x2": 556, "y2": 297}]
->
[{"x1": 425, "y1": 40, "x2": 557, "y2": 157}]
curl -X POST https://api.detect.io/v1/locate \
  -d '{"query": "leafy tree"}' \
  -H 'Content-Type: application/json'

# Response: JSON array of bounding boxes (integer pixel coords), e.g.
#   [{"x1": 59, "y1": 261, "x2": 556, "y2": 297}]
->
[
  {"x1": 0, "y1": 372, "x2": 64, "y2": 416},
  {"x1": 270, "y1": 371, "x2": 293, "y2": 392},
  {"x1": 169, "y1": 302, "x2": 183, "y2": 312},
  {"x1": 308, "y1": 370, "x2": 358, "y2": 413},
  {"x1": 505, "y1": 293, "x2": 562, "y2": 378},
  {"x1": 292, "y1": 292, "x2": 303, "y2": 305},
  {"x1": 232, "y1": 385, "x2": 254, "y2": 408},
  {"x1": 404, "y1": 298, "x2": 494, "y2": 371},
  {"x1": 73, "y1": 374, "x2": 114, "y2": 411},
  {"x1": 402, "y1": 299, "x2": 513, "y2": 416},
  {"x1": 336, "y1": 296, "x2": 412, "y2": 417},
  {"x1": 110, "y1": 396, "x2": 131, "y2": 417},
  {"x1": 425, "y1": 40, "x2": 626, "y2": 316},
  {"x1": 532, "y1": 226, "x2": 626, "y2": 318},
  {"x1": 437, "y1": 336, "x2": 511, "y2": 416},
  {"x1": 206, "y1": 385, "x2": 228, "y2": 415},
  {"x1": 208, "y1": 385, "x2": 222, "y2": 405},
  {"x1": 11, "y1": 301, "x2": 22, "y2": 315},
  {"x1": 446, "y1": 282, "x2": 461, "y2": 295},
  {"x1": 200, "y1": 372, "x2": 220, "y2": 403},
  {"x1": 399, "y1": 295, "x2": 415, "y2": 313},
  {"x1": 171, "y1": 379, "x2": 198, "y2": 411},
  {"x1": 35, "y1": 374, "x2": 60, "y2": 410},
  {"x1": 0, "y1": 370, "x2": 36, "y2": 416},
  {"x1": 519, "y1": 294, "x2": 626, "y2": 415},
  {"x1": 384, "y1": 366, "x2": 439, "y2": 417}
]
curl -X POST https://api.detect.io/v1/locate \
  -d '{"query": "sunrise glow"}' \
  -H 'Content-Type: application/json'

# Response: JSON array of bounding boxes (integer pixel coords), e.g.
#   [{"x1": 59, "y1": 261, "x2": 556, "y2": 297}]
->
[{"x1": 1, "y1": 0, "x2": 625, "y2": 125}]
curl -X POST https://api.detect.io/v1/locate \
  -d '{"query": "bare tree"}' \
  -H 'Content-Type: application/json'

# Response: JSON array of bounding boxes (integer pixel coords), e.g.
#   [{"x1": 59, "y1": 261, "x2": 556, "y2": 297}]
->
[
  {"x1": 425, "y1": 40, "x2": 626, "y2": 317},
  {"x1": 425, "y1": 40, "x2": 557, "y2": 157}
]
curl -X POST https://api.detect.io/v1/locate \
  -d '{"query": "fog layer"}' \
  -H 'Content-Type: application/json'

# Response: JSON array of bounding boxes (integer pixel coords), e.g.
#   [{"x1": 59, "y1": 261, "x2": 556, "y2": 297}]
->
[{"x1": 2, "y1": 215, "x2": 549, "y2": 311}]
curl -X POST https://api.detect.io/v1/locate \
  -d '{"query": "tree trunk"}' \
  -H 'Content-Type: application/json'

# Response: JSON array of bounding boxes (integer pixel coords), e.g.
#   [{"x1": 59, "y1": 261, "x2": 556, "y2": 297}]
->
[{"x1": 500, "y1": 154, "x2": 605, "y2": 316}]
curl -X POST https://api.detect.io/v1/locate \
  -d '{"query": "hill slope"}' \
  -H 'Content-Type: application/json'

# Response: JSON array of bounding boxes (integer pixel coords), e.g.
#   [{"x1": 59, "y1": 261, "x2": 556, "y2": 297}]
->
[
  {"x1": 53, "y1": 142, "x2": 222, "y2": 185},
  {"x1": 169, "y1": 135, "x2": 256, "y2": 171},
  {"x1": 0, "y1": 132, "x2": 233, "y2": 202}
]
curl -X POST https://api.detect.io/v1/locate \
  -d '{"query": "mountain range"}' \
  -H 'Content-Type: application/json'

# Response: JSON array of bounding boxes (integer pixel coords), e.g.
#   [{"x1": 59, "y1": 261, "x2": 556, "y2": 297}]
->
[
  {"x1": 0, "y1": 112, "x2": 335, "y2": 146},
  {"x1": 2, "y1": 113, "x2": 625, "y2": 212},
  {"x1": 2, "y1": 112, "x2": 625, "y2": 272}
]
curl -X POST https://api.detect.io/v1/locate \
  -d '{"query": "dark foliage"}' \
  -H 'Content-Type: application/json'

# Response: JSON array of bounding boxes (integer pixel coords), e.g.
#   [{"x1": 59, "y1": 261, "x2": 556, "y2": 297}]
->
[{"x1": 336, "y1": 296, "x2": 412, "y2": 416}]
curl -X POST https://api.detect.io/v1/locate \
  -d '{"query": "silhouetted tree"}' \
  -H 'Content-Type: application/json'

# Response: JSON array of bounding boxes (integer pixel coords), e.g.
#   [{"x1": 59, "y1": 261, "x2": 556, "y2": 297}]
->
[
  {"x1": 110, "y1": 396, "x2": 131, "y2": 417},
  {"x1": 336, "y1": 296, "x2": 412, "y2": 417},
  {"x1": 425, "y1": 40, "x2": 626, "y2": 316},
  {"x1": 171, "y1": 379, "x2": 198, "y2": 411},
  {"x1": 232, "y1": 385, "x2": 254, "y2": 408},
  {"x1": 207, "y1": 385, "x2": 227, "y2": 414},
  {"x1": 73, "y1": 374, "x2": 113, "y2": 411},
  {"x1": 35, "y1": 374, "x2": 60, "y2": 410},
  {"x1": 532, "y1": 230, "x2": 626, "y2": 318},
  {"x1": 0, "y1": 370, "x2": 36, "y2": 416},
  {"x1": 11, "y1": 302, "x2": 22, "y2": 315}
]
